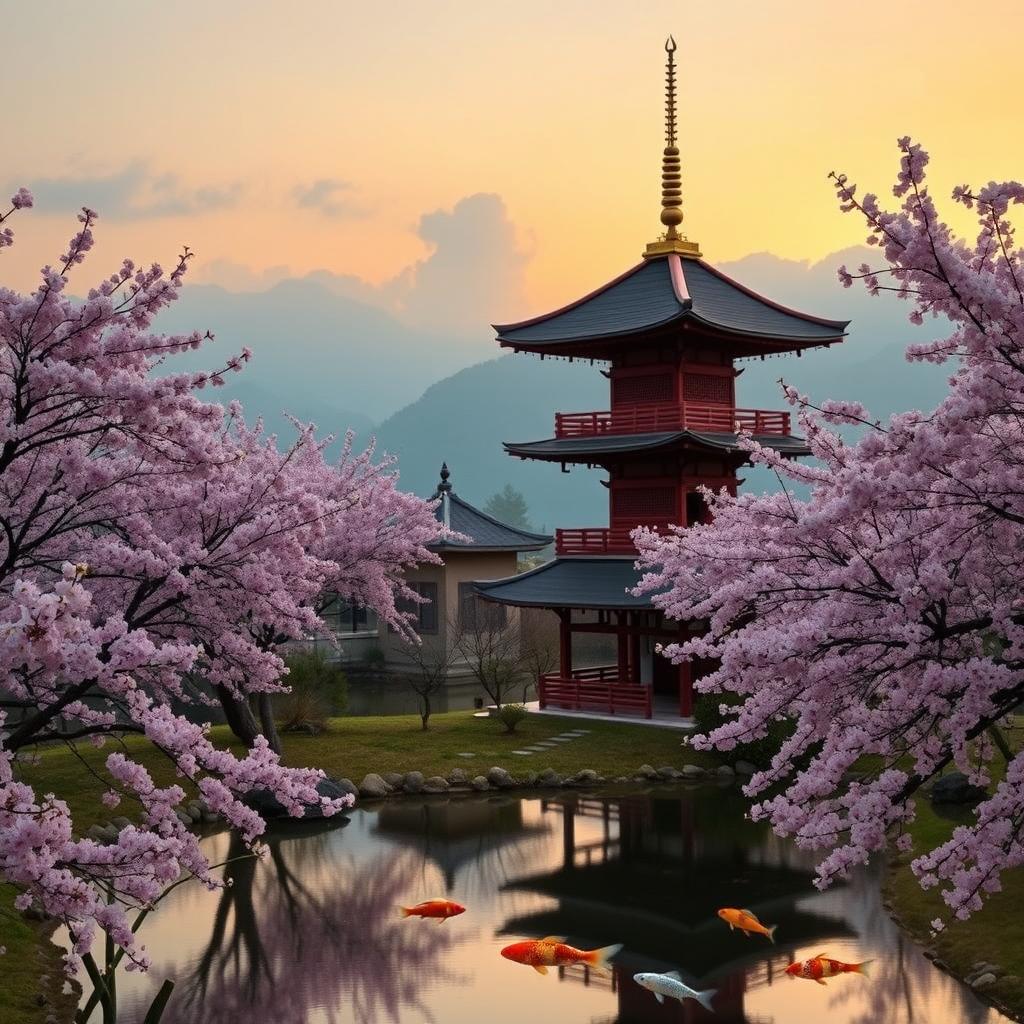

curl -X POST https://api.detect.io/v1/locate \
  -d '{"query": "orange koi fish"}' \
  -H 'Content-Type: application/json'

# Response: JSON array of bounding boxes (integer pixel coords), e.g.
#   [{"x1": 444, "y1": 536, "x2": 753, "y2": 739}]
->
[
  {"x1": 786, "y1": 953, "x2": 873, "y2": 985},
  {"x1": 500, "y1": 936, "x2": 623, "y2": 976},
  {"x1": 399, "y1": 898, "x2": 465, "y2": 922},
  {"x1": 717, "y1": 907, "x2": 777, "y2": 942}
]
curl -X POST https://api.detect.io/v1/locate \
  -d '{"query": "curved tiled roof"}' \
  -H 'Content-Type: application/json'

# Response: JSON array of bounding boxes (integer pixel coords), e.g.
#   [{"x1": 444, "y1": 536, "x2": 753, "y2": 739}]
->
[
  {"x1": 474, "y1": 557, "x2": 658, "y2": 610},
  {"x1": 428, "y1": 465, "x2": 551, "y2": 552},
  {"x1": 493, "y1": 254, "x2": 848, "y2": 349},
  {"x1": 504, "y1": 430, "x2": 811, "y2": 462}
]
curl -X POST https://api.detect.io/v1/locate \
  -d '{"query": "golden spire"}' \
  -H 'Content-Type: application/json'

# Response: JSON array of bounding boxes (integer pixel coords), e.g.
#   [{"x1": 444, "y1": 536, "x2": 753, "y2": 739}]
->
[{"x1": 644, "y1": 35, "x2": 701, "y2": 259}]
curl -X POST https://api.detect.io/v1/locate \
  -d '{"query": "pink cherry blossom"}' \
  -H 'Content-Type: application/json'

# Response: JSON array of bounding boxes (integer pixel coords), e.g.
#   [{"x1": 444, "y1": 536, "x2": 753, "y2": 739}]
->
[
  {"x1": 0, "y1": 196, "x2": 441, "y2": 971},
  {"x1": 635, "y1": 138, "x2": 1024, "y2": 923}
]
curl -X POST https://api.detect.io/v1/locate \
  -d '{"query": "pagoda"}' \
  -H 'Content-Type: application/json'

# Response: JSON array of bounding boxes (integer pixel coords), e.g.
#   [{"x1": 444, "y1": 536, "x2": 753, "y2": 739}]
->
[{"x1": 474, "y1": 38, "x2": 848, "y2": 720}]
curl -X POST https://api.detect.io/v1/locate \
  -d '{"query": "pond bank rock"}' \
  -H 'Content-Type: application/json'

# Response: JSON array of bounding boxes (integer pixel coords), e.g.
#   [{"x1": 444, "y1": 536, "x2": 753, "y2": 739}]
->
[
  {"x1": 423, "y1": 776, "x2": 449, "y2": 794},
  {"x1": 471, "y1": 775, "x2": 490, "y2": 791},
  {"x1": 931, "y1": 772, "x2": 987, "y2": 804},
  {"x1": 637, "y1": 764, "x2": 660, "y2": 780},
  {"x1": 487, "y1": 766, "x2": 515, "y2": 788},
  {"x1": 403, "y1": 771, "x2": 425, "y2": 794},
  {"x1": 358, "y1": 773, "x2": 389, "y2": 799},
  {"x1": 245, "y1": 777, "x2": 352, "y2": 818},
  {"x1": 382, "y1": 772, "x2": 406, "y2": 789},
  {"x1": 537, "y1": 768, "x2": 563, "y2": 787},
  {"x1": 734, "y1": 760, "x2": 758, "y2": 776},
  {"x1": 681, "y1": 764, "x2": 707, "y2": 778},
  {"x1": 447, "y1": 768, "x2": 468, "y2": 785}
]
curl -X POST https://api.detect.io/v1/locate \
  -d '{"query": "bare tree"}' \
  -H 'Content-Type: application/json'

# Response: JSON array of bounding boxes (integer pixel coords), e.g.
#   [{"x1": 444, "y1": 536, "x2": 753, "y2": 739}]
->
[
  {"x1": 401, "y1": 636, "x2": 460, "y2": 730},
  {"x1": 517, "y1": 611, "x2": 559, "y2": 703},
  {"x1": 451, "y1": 598, "x2": 528, "y2": 709}
]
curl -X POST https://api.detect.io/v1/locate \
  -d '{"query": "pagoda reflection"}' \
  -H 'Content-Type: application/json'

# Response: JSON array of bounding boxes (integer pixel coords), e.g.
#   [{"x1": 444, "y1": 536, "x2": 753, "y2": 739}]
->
[
  {"x1": 373, "y1": 795, "x2": 552, "y2": 897},
  {"x1": 498, "y1": 787, "x2": 853, "y2": 1024}
]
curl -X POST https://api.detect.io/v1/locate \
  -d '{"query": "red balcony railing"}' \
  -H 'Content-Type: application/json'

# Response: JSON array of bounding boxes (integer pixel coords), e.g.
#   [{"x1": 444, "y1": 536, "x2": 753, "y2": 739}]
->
[
  {"x1": 556, "y1": 526, "x2": 639, "y2": 555},
  {"x1": 539, "y1": 668, "x2": 652, "y2": 718},
  {"x1": 554, "y1": 402, "x2": 791, "y2": 439}
]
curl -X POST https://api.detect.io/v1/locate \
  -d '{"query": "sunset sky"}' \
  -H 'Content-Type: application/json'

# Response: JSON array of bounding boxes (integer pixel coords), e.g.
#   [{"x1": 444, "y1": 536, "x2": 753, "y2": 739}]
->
[{"x1": 5, "y1": 0, "x2": 1022, "y2": 324}]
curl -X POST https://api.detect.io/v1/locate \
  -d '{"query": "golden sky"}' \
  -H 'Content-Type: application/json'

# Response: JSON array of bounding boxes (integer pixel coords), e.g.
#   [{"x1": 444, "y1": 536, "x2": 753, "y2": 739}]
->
[{"x1": 4, "y1": 0, "x2": 1022, "y2": 320}]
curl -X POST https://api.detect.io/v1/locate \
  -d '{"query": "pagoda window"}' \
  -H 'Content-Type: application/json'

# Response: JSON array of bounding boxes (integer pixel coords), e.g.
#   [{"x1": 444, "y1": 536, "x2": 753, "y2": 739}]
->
[
  {"x1": 682, "y1": 371, "x2": 733, "y2": 405},
  {"x1": 612, "y1": 483, "x2": 677, "y2": 524},
  {"x1": 612, "y1": 371, "x2": 674, "y2": 406}
]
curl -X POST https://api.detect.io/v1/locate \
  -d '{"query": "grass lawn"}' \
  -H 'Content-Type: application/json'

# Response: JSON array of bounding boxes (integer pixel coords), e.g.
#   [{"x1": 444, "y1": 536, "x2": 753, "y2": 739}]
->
[
  {"x1": 884, "y1": 719, "x2": 1024, "y2": 1021},
  {"x1": 4, "y1": 709, "x2": 701, "y2": 1024}
]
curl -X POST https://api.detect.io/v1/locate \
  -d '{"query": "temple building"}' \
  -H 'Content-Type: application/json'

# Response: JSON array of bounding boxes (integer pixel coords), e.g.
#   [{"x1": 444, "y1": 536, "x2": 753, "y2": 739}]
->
[
  {"x1": 474, "y1": 38, "x2": 848, "y2": 720},
  {"x1": 319, "y1": 463, "x2": 551, "y2": 711}
]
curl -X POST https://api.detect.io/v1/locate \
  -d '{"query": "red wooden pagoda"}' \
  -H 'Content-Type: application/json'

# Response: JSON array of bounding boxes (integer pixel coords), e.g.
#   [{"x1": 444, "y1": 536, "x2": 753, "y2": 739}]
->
[{"x1": 475, "y1": 38, "x2": 848, "y2": 720}]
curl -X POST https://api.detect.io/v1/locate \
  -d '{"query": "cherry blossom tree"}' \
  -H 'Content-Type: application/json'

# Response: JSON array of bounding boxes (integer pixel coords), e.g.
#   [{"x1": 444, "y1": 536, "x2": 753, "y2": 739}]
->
[
  {"x1": 0, "y1": 194, "x2": 440, "y2": 976},
  {"x1": 635, "y1": 138, "x2": 1024, "y2": 923}
]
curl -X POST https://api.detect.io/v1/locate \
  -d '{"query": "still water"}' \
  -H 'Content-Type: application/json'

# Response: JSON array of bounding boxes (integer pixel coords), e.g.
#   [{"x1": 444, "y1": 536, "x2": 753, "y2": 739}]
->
[{"x1": 95, "y1": 784, "x2": 1011, "y2": 1024}]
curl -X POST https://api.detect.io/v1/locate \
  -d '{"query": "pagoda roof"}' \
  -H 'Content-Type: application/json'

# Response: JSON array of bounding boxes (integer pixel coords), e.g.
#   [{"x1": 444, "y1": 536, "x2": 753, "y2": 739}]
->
[
  {"x1": 493, "y1": 254, "x2": 848, "y2": 354},
  {"x1": 504, "y1": 429, "x2": 810, "y2": 464},
  {"x1": 474, "y1": 557, "x2": 658, "y2": 610},
  {"x1": 429, "y1": 464, "x2": 551, "y2": 553}
]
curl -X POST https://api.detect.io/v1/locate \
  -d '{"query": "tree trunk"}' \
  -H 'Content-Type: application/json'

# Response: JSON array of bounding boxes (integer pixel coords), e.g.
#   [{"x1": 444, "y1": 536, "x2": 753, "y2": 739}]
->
[
  {"x1": 420, "y1": 695, "x2": 431, "y2": 731},
  {"x1": 257, "y1": 692, "x2": 283, "y2": 756},
  {"x1": 216, "y1": 685, "x2": 262, "y2": 748}
]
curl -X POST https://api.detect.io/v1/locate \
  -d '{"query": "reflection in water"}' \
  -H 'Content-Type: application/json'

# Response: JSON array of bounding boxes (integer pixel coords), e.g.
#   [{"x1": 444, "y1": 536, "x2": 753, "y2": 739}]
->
[
  {"x1": 131, "y1": 823, "x2": 463, "y2": 1024},
  {"x1": 93, "y1": 786, "x2": 1011, "y2": 1024}
]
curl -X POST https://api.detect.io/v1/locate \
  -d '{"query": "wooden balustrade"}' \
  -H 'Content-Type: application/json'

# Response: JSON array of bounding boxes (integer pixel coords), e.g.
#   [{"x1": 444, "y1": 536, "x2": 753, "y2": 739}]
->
[
  {"x1": 555, "y1": 527, "x2": 638, "y2": 555},
  {"x1": 554, "y1": 403, "x2": 791, "y2": 439},
  {"x1": 539, "y1": 672, "x2": 653, "y2": 718}
]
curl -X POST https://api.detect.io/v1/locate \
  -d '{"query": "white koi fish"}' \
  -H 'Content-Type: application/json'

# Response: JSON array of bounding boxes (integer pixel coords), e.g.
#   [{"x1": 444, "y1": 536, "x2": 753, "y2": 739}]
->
[{"x1": 634, "y1": 970, "x2": 717, "y2": 1011}]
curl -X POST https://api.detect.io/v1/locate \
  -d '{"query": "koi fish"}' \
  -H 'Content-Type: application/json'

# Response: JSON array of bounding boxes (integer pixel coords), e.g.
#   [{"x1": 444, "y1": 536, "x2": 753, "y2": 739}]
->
[
  {"x1": 634, "y1": 971, "x2": 717, "y2": 1011},
  {"x1": 785, "y1": 953, "x2": 873, "y2": 985},
  {"x1": 500, "y1": 936, "x2": 623, "y2": 976},
  {"x1": 399, "y1": 898, "x2": 465, "y2": 922},
  {"x1": 717, "y1": 907, "x2": 777, "y2": 942}
]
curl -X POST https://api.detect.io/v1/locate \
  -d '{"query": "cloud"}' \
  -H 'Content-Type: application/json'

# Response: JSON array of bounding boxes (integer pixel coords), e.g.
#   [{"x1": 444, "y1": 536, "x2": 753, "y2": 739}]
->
[
  {"x1": 386, "y1": 193, "x2": 530, "y2": 332},
  {"x1": 291, "y1": 178, "x2": 364, "y2": 219},
  {"x1": 197, "y1": 192, "x2": 530, "y2": 336},
  {"x1": 15, "y1": 161, "x2": 242, "y2": 220}
]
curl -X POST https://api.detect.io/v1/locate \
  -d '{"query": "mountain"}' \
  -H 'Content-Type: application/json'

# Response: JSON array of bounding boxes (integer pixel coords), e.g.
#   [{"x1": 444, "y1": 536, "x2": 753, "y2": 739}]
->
[
  {"x1": 369, "y1": 354, "x2": 608, "y2": 528},
  {"x1": 158, "y1": 278, "x2": 488, "y2": 441}
]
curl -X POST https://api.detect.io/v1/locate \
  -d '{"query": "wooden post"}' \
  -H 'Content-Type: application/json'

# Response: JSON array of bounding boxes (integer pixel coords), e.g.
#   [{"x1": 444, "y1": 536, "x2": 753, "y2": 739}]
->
[
  {"x1": 558, "y1": 609, "x2": 571, "y2": 679},
  {"x1": 615, "y1": 612, "x2": 628, "y2": 679},
  {"x1": 629, "y1": 618, "x2": 641, "y2": 685}
]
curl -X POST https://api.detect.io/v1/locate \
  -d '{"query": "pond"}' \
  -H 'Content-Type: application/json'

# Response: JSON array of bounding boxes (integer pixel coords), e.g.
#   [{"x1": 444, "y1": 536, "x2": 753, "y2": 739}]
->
[{"x1": 86, "y1": 784, "x2": 1012, "y2": 1024}]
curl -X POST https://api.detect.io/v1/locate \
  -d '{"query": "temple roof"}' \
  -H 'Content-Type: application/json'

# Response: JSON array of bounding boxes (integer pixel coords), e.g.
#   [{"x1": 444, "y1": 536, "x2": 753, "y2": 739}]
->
[
  {"x1": 474, "y1": 557, "x2": 657, "y2": 610},
  {"x1": 430, "y1": 463, "x2": 551, "y2": 553},
  {"x1": 493, "y1": 254, "x2": 848, "y2": 354},
  {"x1": 504, "y1": 429, "x2": 810, "y2": 463}
]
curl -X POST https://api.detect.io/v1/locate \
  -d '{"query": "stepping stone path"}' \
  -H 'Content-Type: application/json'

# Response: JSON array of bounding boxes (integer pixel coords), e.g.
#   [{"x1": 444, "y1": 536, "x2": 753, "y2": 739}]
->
[
  {"x1": 511, "y1": 750, "x2": 534, "y2": 756},
  {"x1": 456, "y1": 752, "x2": 477, "y2": 758}
]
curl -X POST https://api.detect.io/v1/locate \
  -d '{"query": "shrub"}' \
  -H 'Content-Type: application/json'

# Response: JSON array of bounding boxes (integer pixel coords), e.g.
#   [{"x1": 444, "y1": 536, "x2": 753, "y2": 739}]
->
[
  {"x1": 692, "y1": 692, "x2": 794, "y2": 768},
  {"x1": 496, "y1": 702, "x2": 529, "y2": 734},
  {"x1": 274, "y1": 648, "x2": 348, "y2": 734}
]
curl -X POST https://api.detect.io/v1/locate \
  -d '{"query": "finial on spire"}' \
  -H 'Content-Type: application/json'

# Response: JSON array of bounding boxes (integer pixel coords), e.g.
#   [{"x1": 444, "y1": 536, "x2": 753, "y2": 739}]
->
[
  {"x1": 437, "y1": 462, "x2": 452, "y2": 493},
  {"x1": 644, "y1": 35, "x2": 701, "y2": 260}
]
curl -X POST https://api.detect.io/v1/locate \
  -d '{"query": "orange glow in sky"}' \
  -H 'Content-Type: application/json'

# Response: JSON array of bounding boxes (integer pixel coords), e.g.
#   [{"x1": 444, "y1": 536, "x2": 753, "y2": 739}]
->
[{"x1": 3, "y1": 0, "x2": 1022, "y2": 320}]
